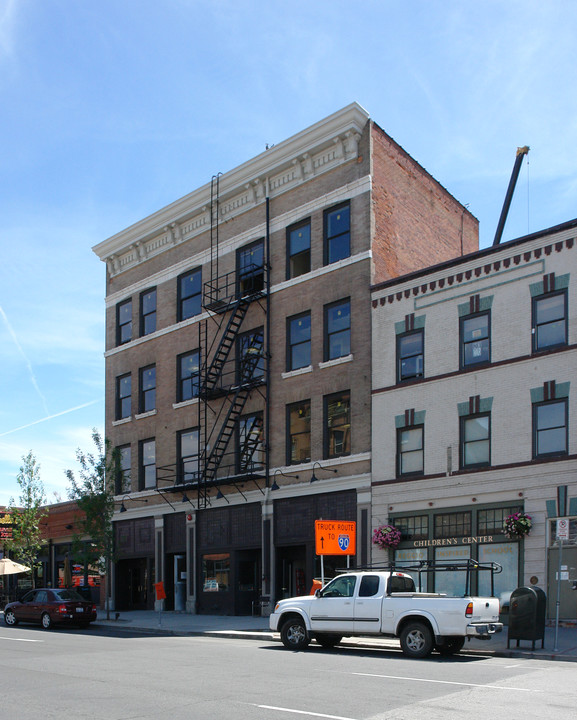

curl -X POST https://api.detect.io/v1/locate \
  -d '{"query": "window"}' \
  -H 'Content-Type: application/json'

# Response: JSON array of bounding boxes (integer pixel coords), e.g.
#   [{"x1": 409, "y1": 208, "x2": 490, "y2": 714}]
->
[
  {"x1": 325, "y1": 391, "x2": 351, "y2": 458},
  {"x1": 238, "y1": 413, "x2": 263, "y2": 472},
  {"x1": 287, "y1": 312, "x2": 311, "y2": 371},
  {"x1": 237, "y1": 328, "x2": 264, "y2": 383},
  {"x1": 139, "y1": 439, "x2": 156, "y2": 490},
  {"x1": 324, "y1": 202, "x2": 350, "y2": 265},
  {"x1": 140, "y1": 288, "x2": 156, "y2": 336},
  {"x1": 392, "y1": 515, "x2": 429, "y2": 541},
  {"x1": 139, "y1": 365, "x2": 156, "y2": 413},
  {"x1": 397, "y1": 425, "x2": 423, "y2": 476},
  {"x1": 287, "y1": 400, "x2": 311, "y2": 465},
  {"x1": 178, "y1": 351, "x2": 200, "y2": 402},
  {"x1": 532, "y1": 291, "x2": 567, "y2": 352},
  {"x1": 461, "y1": 312, "x2": 490, "y2": 367},
  {"x1": 178, "y1": 428, "x2": 200, "y2": 484},
  {"x1": 478, "y1": 506, "x2": 521, "y2": 536},
  {"x1": 117, "y1": 445, "x2": 131, "y2": 494},
  {"x1": 202, "y1": 553, "x2": 230, "y2": 592},
  {"x1": 178, "y1": 268, "x2": 202, "y2": 322},
  {"x1": 461, "y1": 414, "x2": 490, "y2": 468},
  {"x1": 359, "y1": 575, "x2": 381, "y2": 597},
  {"x1": 320, "y1": 575, "x2": 356, "y2": 598},
  {"x1": 116, "y1": 374, "x2": 131, "y2": 420},
  {"x1": 434, "y1": 512, "x2": 471, "y2": 538},
  {"x1": 325, "y1": 299, "x2": 350, "y2": 361},
  {"x1": 287, "y1": 219, "x2": 311, "y2": 279},
  {"x1": 397, "y1": 330, "x2": 424, "y2": 382},
  {"x1": 533, "y1": 399, "x2": 568, "y2": 458},
  {"x1": 238, "y1": 239, "x2": 264, "y2": 296},
  {"x1": 116, "y1": 299, "x2": 132, "y2": 346}
]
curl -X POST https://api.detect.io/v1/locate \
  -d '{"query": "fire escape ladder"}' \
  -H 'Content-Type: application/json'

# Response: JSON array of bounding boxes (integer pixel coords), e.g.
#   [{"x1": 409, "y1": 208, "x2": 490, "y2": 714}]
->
[
  {"x1": 202, "y1": 298, "x2": 251, "y2": 394},
  {"x1": 238, "y1": 414, "x2": 263, "y2": 472}
]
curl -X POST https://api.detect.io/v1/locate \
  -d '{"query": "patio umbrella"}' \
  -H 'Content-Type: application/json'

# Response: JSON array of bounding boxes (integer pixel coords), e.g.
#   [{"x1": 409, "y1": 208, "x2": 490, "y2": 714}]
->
[
  {"x1": 63, "y1": 554, "x2": 72, "y2": 588},
  {"x1": 0, "y1": 558, "x2": 30, "y2": 576}
]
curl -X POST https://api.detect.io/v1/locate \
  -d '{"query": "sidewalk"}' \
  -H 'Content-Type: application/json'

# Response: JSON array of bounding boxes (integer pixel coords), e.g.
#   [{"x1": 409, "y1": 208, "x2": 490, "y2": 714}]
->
[{"x1": 94, "y1": 609, "x2": 577, "y2": 662}]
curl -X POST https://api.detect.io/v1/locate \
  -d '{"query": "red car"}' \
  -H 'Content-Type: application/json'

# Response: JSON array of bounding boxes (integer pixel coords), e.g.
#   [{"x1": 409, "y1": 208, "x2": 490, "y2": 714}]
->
[{"x1": 3, "y1": 588, "x2": 97, "y2": 629}]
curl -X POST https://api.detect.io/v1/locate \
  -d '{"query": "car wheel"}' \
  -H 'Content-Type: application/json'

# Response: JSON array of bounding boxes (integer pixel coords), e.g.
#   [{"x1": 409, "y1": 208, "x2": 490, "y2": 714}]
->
[
  {"x1": 315, "y1": 633, "x2": 342, "y2": 649},
  {"x1": 400, "y1": 621, "x2": 434, "y2": 658},
  {"x1": 41, "y1": 612, "x2": 52, "y2": 630},
  {"x1": 435, "y1": 637, "x2": 465, "y2": 656},
  {"x1": 4, "y1": 609, "x2": 18, "y2": 627},
  {"x1": 280, "y1": 617, "x2": 310, "y2": 650}
]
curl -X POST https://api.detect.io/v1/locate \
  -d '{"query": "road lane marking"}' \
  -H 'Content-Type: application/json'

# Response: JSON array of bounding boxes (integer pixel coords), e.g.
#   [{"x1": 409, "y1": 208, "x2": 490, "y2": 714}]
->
[
  {"x1": 255, "y1": 705, "x2": 356, "y2": 719},
  {"x1": 0, "y1": 635, "x2": 43, "y2": 643},
  {"x1": 352, "y1": 672, "x2": 540, "y2": 692}
]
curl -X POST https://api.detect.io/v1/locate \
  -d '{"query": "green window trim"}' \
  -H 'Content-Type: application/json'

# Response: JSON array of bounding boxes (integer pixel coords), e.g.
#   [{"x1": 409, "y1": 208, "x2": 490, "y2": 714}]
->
[
  {"x1": 458, "y1": 295, "x2": 494, "y2": 317},
  {"x1": 529, "y1": 274, "x2": 570, "y2": 297},
  {"x1": 457, "y1": 397, "x2": 493, "y2": 416},
  {"x1": 530, "y1": 382, "x2": 570, "y2": 404},
  {"x1": 395, "y1": 410, "x2": 426, "y2": 429}
]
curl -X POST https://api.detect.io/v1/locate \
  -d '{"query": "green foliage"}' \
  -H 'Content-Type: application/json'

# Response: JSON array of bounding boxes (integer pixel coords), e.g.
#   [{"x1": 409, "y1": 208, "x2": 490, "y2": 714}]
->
[
  {"x1": 66, "y1": 429, "x2": 120, "y2": 574},
  {"x1": 6, "y1": 451, "x2": 47, "y2": 587}
]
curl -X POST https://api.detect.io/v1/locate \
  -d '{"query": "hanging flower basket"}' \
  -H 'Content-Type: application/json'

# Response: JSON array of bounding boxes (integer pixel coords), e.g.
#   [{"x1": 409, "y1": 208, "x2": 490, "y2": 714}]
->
[
  {"x1": 372, "y1": 524, "x2": 402, "y2": 550},
  {"x1": 503, "y1": 512, "x2": 532, "y2": 540}
]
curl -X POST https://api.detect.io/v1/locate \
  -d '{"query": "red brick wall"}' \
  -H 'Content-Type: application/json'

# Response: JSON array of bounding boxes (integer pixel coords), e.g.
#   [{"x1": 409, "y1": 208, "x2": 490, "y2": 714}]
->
[{"x1": 370, "y1": 121, "x2": 478, "y2": 285}]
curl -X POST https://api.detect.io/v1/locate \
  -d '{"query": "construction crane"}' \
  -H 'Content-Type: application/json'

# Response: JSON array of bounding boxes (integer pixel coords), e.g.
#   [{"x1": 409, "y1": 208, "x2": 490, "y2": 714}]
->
[{"x1": 492, "y1": 145, "x2": 530, "y2": 246}]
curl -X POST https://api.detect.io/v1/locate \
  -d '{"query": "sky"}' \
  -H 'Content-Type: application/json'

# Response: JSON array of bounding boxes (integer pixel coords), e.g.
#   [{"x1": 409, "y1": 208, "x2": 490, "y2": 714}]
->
[{"x1": 1, "y1": 0, "x2": 576, "y2": 507}]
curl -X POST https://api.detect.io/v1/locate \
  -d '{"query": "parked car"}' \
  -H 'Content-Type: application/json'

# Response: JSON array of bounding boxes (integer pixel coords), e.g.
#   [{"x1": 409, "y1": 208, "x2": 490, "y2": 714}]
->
[{"x1": 3, "y1": 588, "x2": 97, "y2": 629}]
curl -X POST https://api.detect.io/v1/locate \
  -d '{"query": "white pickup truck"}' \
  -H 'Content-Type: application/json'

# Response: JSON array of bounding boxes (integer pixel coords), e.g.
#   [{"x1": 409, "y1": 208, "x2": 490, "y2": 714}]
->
[{"x1": 270, "y1": 569, "x2": 503, "y2": 658}]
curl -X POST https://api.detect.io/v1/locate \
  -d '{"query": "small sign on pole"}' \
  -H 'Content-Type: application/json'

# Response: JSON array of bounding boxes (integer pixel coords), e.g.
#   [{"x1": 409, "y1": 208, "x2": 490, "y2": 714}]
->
[{"x1": 556, "y1": 518, "x2": 570, "y2": 541}]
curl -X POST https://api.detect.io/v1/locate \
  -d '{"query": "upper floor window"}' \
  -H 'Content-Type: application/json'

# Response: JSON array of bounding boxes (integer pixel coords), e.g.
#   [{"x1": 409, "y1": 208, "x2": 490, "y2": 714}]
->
[
  {"x1": 324, "y1": 202, "x2": 350, "y2": 265},
  {"x1": 178, "y1": 269, "x2": 202, "y2": 322},
  {"x1": 532, "y1": 291, "x2": 567, "y2": 352},
  {"x1": 139, "y1": 439, "x2": 156, "y2": 490},
  {"x1": 237, "y1": 413, "x2": 264, "y2": 473},
  {"x1": 237, "y1": 328, "x2": 265, "y2": 383},
  {"x1": 460, "y1": 312, "x2": 490, "y2": 368},
  {"x1": 287, "y1": 400, "x2": 311, "y2": 465},
  {"x1": 178, "y1": 428, "x2": 200, "y2": 484},
  {"x1": 287, "y1": 312, "x2": 311, "y2": 371},
  {"x1": 397, "y1": 330, "x2": 424, "y2": 382},
  {"x1": 116, "y1": 299, "x2": 132, "y2": 346},
  {"x1": 238, "y1": 239, "x2": 264, "y2": 296},
  {"x1": 325, "y1": 299, "x2": 351, "y2": 361},
  {"x1": 140, "y1": 288, "x2": 157, "y2": 336},
  {"x1": 287, "y1": 219, "x2": 311, "y2": 279},
  {"x1": 116, "y1": 444, "x2": 131, "y2": 494},
  {"x1": 460, "y1": 414, "x2": 490, "y2": 468},
  {"x1": 533, "y1": 399, "x2": 568, "y2": 458},
  {"x1": 139, "y1": 365, "x2": 156, "y2": 413},
  {"x1": 116, "y1": 374, "x2": 131, "y2": 420},
  {"x1": 397, "y1": 425, "x2": 424, "y2": 476},
  {"x1": 178, "y1": 351, "x2": 200, "y2": 403},
  {"x1": 325, "y1": 391, "x2": 351, "y2": 458}
]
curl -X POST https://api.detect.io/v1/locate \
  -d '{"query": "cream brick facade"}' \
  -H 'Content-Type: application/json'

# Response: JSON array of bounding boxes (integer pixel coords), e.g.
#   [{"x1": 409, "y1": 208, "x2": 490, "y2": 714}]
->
[{"x1": 371, "y1": 221, "x2": 577, "y2": 619}]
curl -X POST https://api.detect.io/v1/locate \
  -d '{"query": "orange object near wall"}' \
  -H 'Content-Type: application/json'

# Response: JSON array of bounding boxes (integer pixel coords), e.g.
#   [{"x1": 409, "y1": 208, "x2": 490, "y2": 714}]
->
[{"x1": 153, "y1": 581, "x2": 166, "y2": 600}]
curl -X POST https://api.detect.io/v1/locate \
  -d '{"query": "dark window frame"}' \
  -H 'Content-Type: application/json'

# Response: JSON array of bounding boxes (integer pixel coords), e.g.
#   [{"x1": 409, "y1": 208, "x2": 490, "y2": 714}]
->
[
  {"x1": 324, "y1": 298, "x2": 351, "y2": 362},
  {"x1": 178, "y1": 428, "x2": 200, "y2": 485},
  {"x1": 532, "y1": 290, "x2": 568, "y2": 353},
  {"x1": 116, "y1": 374, "x2": 131, "y2": 420},
  {"x1": 139, "y1": 438, "x2": 156, "y2": 490},
  {"x1": 460, "y1": 412, "x2": 491, "y2": 469},
  {"x1": 397, "y1": 424, "x2": 424, "y2": 477},
  {"x1": 323, "y1": 201, "x2": 350, "y2": 266},
  {"x1": 286, "y1": 399, "x2": 311, "y2": 466},
  {"x1": 177, "y1": 350, "x2": 200, "y2": 403},
  {"x1": 116, "y1": 444, "x2": 131, "y2": 494},
  {"x1": 139, "y1": 365, "x2": 156, "y2": 413},
  {"x1": 287, "y1": 311, "x2": 311, "y2": 371},
  {"x1": 237, "y1": 412, "x2": 264, "y2": 473},
  {"x1": 397, "y1": 329, "x2": 424, "y2": 383},
  {"x1": 237, "y1": 238, "x2": 265, "y2": 296},
  {"x1": 286, "y1": 218, "x2": 311, "y2": 280},
  {"x1": 460, "y1": 310, "x2": 491, "y2": 369},
  {"x1": 116, "y1": 298, "x2": 132, "y2": 346},
  {"x1": 324, "y1": 390, "x2": 351, "y2": 459},
  {"x1": 177, "y1": 268, "x2": 202, "y2": 322},
  {"x1": 533, "y1": 398, "x2": 568, "y2": 459},
  {"x1": 139, "y1": 287, "x2": 157, "y2": 337}
]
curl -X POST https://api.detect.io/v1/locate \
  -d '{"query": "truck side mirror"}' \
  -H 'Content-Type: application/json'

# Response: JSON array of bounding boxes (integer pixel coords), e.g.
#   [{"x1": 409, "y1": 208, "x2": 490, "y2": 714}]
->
[{"x1": 315, "y1": 589, "x2": 321, "y2": 598}]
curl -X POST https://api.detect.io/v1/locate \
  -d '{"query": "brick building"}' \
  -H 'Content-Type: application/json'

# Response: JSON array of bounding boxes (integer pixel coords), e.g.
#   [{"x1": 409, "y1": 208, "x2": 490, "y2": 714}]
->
[
  {"x1": 371, "y1": 219, "x2": 577, "y2": 620},
  {"x1": 92, "y1": 103, "x2": 477, "y2": 614}
]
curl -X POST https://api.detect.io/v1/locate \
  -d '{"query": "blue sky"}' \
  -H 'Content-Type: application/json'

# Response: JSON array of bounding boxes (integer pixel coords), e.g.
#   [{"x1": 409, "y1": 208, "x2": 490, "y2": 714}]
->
[{"x1": 1, "y1": 0, "x2": 576, "y2": 505}]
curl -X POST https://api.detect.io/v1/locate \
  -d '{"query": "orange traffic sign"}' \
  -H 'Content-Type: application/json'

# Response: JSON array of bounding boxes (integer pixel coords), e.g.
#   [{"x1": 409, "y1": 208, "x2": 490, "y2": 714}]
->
[{"x1": 315, "y1": 520, "x2": 356, "y2": 556}]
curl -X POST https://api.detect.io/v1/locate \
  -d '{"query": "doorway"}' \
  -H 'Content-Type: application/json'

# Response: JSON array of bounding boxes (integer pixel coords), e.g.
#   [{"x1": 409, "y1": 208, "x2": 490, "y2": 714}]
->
[
  {"x1": 236, "y1": 550, "x2": 260, "y2": 615},
  {"x1": 115, "y1": 558, "x2": 151, "y2": 610},
  {"x1": 276, "y1": 545, "x2": 307, "y2": 600}
]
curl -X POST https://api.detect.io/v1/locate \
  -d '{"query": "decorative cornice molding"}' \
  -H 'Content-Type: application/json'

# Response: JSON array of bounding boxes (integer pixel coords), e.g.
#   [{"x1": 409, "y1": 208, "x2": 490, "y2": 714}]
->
[{"x1": 94, "y1": 103, "x2": 369, "y2": 277}]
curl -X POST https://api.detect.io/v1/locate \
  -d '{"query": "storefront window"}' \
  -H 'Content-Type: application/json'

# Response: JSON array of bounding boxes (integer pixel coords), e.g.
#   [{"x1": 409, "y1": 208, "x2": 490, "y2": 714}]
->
[
  {"x1": 394, "y1": 515, "x2": 428, "y2": 541},
  {"x1": 434, "y1": 546, "x2": 471, "y2": 595},
  {"x1": 434, "y1": 512, "x2": 471, "y2": 538},
  {"x1": 202, "y1": 553, "x2": 230, "y2": 592},
  {"x1": 478, "y1": 543, "x2": 518, "y2": 603},
  {"x1": 393, "y1": 547, "x2": 429, "y2": 591}
]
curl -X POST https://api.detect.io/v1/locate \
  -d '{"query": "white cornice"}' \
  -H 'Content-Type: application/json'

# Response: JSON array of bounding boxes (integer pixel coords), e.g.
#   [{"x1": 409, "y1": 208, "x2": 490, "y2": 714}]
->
[{"x1": 93, "y1": 103, "x2": 370, "y2": 275}]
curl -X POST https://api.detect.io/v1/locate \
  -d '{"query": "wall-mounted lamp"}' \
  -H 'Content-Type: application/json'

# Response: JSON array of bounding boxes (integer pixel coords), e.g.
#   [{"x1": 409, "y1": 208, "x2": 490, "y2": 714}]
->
[
  {"x1": 181, "y1": 493, "x2": 195, "y2": 508},
  {"x1": 119, "y1": 495, "x2": 149, "y2": 513},
  {"x1": 271, "y1": 468, "x2": 299, "y2": 491},
  {"x1": 65, "y1": 524, "x2": 73, "y2": 530},
  {"x1": 310, "y1": 462, "x2": 338, "y2": 483}
]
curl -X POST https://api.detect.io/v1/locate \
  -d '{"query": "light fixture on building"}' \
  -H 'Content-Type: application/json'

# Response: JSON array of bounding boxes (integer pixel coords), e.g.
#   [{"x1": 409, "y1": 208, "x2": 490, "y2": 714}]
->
[
  {"x1": 119, "y1": 495, "x2": 149, "y2": 513},
  {"x1": 181, "y1": 493, "x2": 195, "y2": 508},
  {"x1": 271, "y1": 468, "x2": 299, "y2": 491},
  {"x1": 310, "y1": 462, "x2": 338, "y2": 483}
]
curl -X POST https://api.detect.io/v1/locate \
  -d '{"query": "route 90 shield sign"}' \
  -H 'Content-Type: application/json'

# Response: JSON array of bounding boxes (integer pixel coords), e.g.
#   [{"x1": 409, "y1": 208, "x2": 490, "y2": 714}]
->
[{"x1": 315, "y1": 520, "x2": 356, "y2": 556}]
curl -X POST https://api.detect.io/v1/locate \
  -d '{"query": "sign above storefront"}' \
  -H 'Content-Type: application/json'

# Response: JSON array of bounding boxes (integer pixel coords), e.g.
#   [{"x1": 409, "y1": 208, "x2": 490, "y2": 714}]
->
[
  {"x1": 315, "y1": 520, "x2": 356, "y2": 556},
  {"x1": 412, "y1": 535, "x2": 497, "y2": 548}
]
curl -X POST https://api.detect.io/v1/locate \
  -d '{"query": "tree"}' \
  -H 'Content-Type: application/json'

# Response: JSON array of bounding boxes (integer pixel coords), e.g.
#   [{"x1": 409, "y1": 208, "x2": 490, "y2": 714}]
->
[
  {"x1": 66, "y1": 429, "x2": 121, "y2": 619},
  {"x1": 6, "y1": 451, "x2": 47, "y2": 588}
]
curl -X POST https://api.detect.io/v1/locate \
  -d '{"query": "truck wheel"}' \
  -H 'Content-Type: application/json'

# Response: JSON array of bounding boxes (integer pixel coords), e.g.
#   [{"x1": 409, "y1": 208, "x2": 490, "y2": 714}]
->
[
  {"x1": 315, "y1": 633, "x2": 342, "y2": 649},
  {"x1": 400, "y1": 622, "x2": 434, "y2": 658},
  {"x1": 280, "y1": 617, "x2": 310, "y2": 650},
  {"x1": 435, "y1": 637, "x2": 465, "y2": 656}
]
